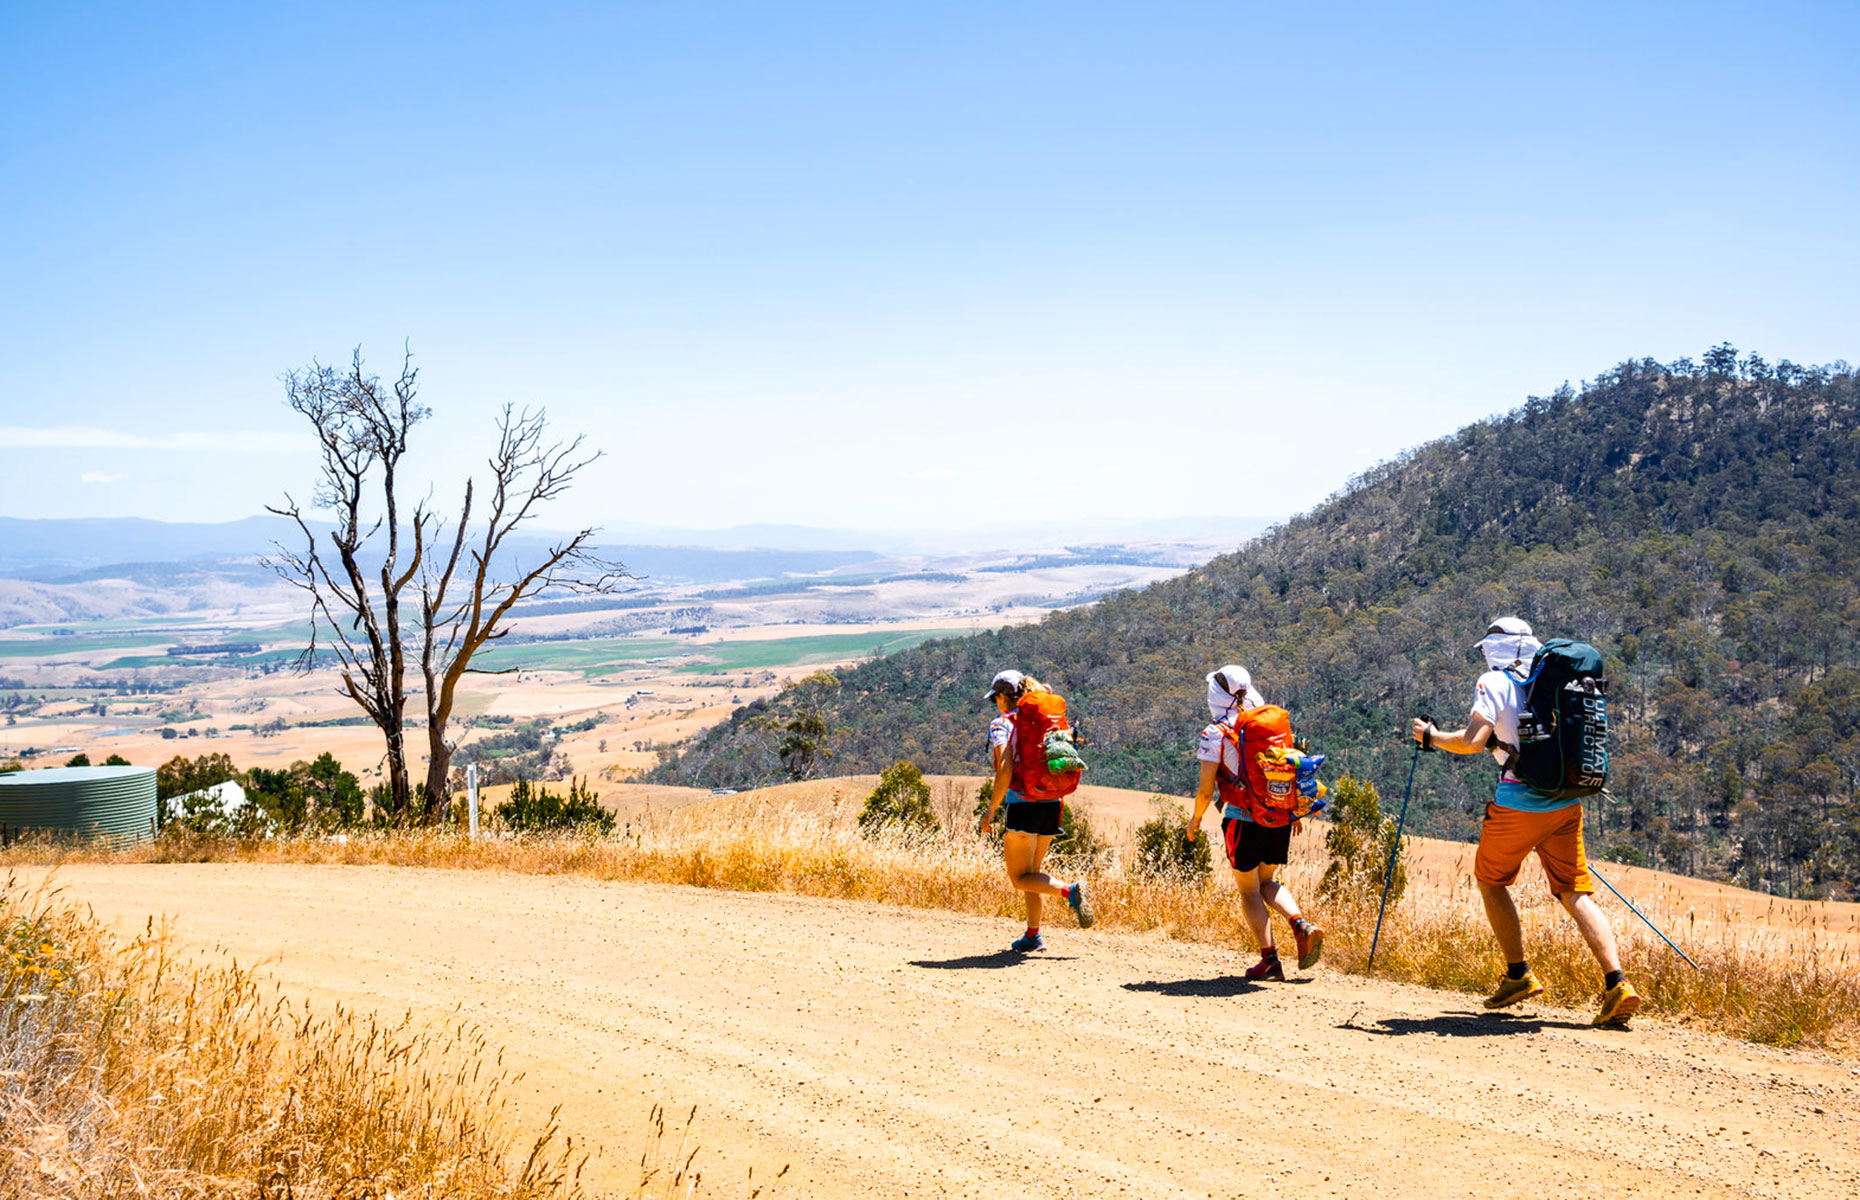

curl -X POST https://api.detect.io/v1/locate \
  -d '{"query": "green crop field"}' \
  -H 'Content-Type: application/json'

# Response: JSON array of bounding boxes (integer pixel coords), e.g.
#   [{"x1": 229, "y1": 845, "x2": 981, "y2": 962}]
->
[
  {"x1": 13, "y1": 615, "x2": 221, "y2": 634},
  {"x1": 0, "y1": 633, "x2": 179, "y2": 660},
  {"x1": 471, "y1": 637, "x2": 698, "y2": 675},
  {"x1": 674, "y1": 629, "x2": 965, "y2": 673},
  {"x1": 467, "y1": 628, "x2": 968, "y2": 678}
]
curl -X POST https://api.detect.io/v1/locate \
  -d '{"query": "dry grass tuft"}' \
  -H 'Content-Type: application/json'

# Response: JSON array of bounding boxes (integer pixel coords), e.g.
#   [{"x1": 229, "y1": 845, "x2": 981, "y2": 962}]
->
[
  {"x1": 0, "y1": 873, "x2": 779, "y2": 1199},
  {"x1": 10, "y1": 797, "x2": 1858, "y2": 1055},
  {"x1": 0, "y1": 872, "x2": 592, "y2": 1198}
]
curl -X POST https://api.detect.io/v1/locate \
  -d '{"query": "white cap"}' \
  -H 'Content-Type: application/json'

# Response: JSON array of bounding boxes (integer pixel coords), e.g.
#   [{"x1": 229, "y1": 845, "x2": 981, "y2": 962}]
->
[
  {"x1": 985, "y1": 669, "x2": 1026, "y2": 701},
  {"x1": 1473, "y1": 616, "x2": 1533, "y2": 650}
]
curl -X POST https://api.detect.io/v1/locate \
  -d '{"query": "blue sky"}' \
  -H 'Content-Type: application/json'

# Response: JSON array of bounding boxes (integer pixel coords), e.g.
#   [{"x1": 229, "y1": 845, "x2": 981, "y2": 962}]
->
[{"x1": 2, "y1": 2, "x2": 1855, "y2": 534}]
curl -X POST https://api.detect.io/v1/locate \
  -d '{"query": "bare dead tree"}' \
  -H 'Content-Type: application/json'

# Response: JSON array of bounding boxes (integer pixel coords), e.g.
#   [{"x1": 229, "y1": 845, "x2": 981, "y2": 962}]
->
[
  {"x1": 415, "y1": 406, "x2": 626, "y2": 821},
  {"x1": 267, "y1": 347, "x2": 625, "y2": 824},
  {"x1": 267, "y1": 349, "x2": 427, "y2": 822}
]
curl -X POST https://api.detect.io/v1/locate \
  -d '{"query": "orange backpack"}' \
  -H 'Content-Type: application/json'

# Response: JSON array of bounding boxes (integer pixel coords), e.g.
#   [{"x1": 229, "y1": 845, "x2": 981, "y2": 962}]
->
[
  {"x1": 1217, "y1": 704, "x2": 1301, "y2": 828},
  {"x1": 1010, "y1": 690, "x2": 1083, "y2": 801}
]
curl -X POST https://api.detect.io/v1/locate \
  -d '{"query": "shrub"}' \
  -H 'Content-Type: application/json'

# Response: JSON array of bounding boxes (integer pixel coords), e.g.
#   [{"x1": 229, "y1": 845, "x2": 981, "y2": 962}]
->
[
  {"x1": 1319, "y1": 773, "x2": 1407, "y2": 903},
  {"x1": 243, "y1": 752, "x2": 367, "y2": 833},
  {"x1": 858, "y1": 760, "x2": 937, "y2": 834},
  {"x1": 103, "y1": 753, "x2": 130, "y2": 766},
  {"x1": 494, "y1": 777, "x2": 615, "y2": 834},
  {"x1": 64, "y1": 752, "x2": 91, "y2": 767},
  {"x1": 1053, "y1": 801, "x2": 1107, "y2": 864},
  {"x1": 1600, "y1": 842, "x2": 1650, "y2": 867},
  {"x1": 1133, "y1": 795, "x2": 1211, "y2": 883}
]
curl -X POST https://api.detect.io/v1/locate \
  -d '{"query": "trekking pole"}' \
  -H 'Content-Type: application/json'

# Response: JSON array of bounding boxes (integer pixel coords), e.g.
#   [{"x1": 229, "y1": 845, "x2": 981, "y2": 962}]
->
[
  {"x1": 1588, "y1": 864, "x2": 1702, "y2": 971},
  {"x1": 1367, "y1": 720, "x2": 1428, "y2": 973}
]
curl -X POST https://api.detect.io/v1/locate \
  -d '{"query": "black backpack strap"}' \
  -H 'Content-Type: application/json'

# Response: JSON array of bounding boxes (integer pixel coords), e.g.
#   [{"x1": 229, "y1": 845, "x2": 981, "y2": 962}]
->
[{"x1": 1492, "y1": 737, "x2": 1519, "y2": 770}]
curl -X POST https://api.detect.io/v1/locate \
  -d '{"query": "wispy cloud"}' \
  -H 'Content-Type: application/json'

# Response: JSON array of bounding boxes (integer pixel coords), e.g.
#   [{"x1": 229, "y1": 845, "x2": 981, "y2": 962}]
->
[
  {"x1": 79, "y1": 470, "x2": 125, "y2": 484},
  {"x1": 1, "y1": 427, "x2": 309, "y2": 453}
]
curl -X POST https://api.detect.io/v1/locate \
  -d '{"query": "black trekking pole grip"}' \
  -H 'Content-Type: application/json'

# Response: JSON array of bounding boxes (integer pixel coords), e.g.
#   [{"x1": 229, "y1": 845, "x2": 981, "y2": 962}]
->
[{"x1": 1418, "y1": 713, "x2": 1438, "y2": 752}]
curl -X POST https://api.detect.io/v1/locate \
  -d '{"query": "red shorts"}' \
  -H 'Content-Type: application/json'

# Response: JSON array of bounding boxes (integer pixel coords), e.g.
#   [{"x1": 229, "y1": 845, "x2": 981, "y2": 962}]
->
[{"x1": 1473, "y1": 801, "x2": 1593, "y2": 896}]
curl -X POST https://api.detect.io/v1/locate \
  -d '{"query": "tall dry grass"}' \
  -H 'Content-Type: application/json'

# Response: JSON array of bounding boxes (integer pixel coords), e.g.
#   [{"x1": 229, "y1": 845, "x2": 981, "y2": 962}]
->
[
  {"x1": 10, "y1": 793, "x2": 1858, "y2": 1054},
  {"x1": 0, "y1": 874, "x2": 776, "y2": 1199}
]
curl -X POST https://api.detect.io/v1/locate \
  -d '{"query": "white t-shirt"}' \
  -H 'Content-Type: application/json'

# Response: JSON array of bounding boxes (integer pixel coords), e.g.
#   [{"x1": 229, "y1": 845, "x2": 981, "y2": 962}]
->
[
  {"x1": 1196, "y1": 722, "x2": 1241, "y2": 776},
  {"x1": 1197, "y1": 715, "x2": 1252, "y2": 820},
  {"x1": 987, "y1": 713, "x2": 1015, "y2": 761},
  {"x1": 1470, "y1": 669, "x2": 1525, "y2": 776}
]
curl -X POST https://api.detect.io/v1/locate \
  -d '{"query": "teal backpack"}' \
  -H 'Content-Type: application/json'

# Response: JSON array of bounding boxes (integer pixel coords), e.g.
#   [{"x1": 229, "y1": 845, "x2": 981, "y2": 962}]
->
[{"x1": 1503, "y1": 639, "x2": 1609, "y2": 800}]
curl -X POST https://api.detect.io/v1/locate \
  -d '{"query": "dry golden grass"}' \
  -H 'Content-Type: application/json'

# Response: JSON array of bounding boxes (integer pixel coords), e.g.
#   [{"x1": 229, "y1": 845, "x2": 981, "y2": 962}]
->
[
  {"x1": 9, "y1": 792, "x2": 1858, "y2": 1056},
  {"x1": 0, "y1": 875, "x2": 778, "y2": 1199}
]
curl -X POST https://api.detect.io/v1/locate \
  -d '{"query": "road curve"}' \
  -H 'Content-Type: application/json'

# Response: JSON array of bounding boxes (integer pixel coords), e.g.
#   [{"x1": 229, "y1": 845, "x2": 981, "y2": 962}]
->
[{"x1": 42, "y1": 864, "x2": 1859, "y2": 1199}]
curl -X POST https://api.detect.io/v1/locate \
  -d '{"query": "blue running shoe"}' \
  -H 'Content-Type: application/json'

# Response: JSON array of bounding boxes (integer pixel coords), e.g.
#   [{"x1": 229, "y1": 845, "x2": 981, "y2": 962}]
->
[
  {"x1": 1068, "y1": 881, "x2": 1095, "y2": 929},
  {"x1": 1010, "y1": 931, "x2": 1046, "y2": 953}
]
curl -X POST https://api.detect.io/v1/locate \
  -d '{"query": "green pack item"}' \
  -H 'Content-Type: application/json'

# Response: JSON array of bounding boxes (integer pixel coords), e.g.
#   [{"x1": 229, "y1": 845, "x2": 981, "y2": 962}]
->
[{"x1": 1043, "y1": 728, "x2": 1087, "y2": 774}]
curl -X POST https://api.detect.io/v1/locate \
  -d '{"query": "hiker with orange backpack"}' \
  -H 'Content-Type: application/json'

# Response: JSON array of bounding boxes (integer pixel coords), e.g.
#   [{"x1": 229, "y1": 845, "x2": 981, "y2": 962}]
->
[
  {"x1": 1411, "y1": 617, "x2": 1642, "y2": 1026},
  {"x1": 978, "y1": 670, "x2": 1094, "y2": 952},
  {"x1": 1184, "y1": 665, "x2": 1325, "y2": 981}
]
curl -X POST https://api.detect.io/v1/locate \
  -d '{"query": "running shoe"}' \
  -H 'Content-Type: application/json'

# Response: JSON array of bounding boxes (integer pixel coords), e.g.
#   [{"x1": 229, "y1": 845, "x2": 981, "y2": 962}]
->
[
  {"x1": 1243, "y1": 953, "x2": 1285, "y2": 982},
  {"x1": 1068, "y1": 881, "x2": 1095, "y2": 929},
  {"x1": 1593, "y1": 981, "x2": 1642, "y2": 1027},
  {"x1": 1291, "y1": 919, "x2": 1324, "y2": 970},
  {"x1": 1009, "y1": 932, "x2": 1046, "y2": 953},
  {"x1": 1483, "y1": 971, "x2": 1545, "y2": 1009}
]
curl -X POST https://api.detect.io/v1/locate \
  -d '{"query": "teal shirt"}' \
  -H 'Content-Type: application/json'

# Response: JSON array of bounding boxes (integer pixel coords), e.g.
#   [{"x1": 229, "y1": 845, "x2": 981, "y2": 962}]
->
[{"x1": 1494, "y1": 779, "x2": 1580, "y2": 814}]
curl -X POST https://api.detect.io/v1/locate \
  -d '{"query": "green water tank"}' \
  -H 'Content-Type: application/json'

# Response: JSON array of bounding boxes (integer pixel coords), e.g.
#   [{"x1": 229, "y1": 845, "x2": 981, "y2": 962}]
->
[{"x1": 0, "y1": 765, "x2": 159, "y2": 848}]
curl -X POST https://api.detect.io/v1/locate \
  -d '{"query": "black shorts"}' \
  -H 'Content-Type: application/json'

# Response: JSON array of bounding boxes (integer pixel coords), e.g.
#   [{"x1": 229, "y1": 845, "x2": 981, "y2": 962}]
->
[
  {"x1": 1004, "y1": 800, "x2": 1064, "y2": 836},
  {"x1": 1222, "y1": 816, "x2": 1291, "y2": 872}
]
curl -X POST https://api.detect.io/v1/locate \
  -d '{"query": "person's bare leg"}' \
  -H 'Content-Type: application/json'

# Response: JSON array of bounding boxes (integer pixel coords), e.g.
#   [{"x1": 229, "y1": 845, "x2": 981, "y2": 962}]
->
[
  {"x1": 1234, "y1": 868, "x2": 1274, "y2": 952},
  {"x1": 1559, "y1": 891, "x2": 1624, "y2": 974},
  {"x1": 1004, "y1": 832, "x2": 1067, "y2": 928},
  {"x1": 1478, "y1": 880, "x2": 1527, "y2": 963},
  {"x1": 1257, "y1": 864, "x2": 1303, "y2": 923}
]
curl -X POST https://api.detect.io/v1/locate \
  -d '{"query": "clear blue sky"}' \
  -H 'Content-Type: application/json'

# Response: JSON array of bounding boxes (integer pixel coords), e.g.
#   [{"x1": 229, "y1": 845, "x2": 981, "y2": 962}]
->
[{"x1": 2, "y1": 2, "x2": 1855, "y2": 533}]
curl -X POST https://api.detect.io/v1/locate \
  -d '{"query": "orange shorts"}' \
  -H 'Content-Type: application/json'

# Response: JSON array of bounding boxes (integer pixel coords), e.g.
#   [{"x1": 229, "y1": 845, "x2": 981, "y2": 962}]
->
[{"x1": 1473, "y1": 801, "x2": 1593, "y2": 896}]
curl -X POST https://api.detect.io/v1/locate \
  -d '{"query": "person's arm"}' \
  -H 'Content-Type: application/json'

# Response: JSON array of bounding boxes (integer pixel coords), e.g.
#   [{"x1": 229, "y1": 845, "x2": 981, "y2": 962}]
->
[
  {"x1": 1410, "y1": 712, "x2": 1496, "y2": 756},
  {"x1": 981, "y1": 743, "x2": 1013, "y2": 832},
  {"x1": 1185, "y1": 760, "x2": 1219, "y2": 842}
]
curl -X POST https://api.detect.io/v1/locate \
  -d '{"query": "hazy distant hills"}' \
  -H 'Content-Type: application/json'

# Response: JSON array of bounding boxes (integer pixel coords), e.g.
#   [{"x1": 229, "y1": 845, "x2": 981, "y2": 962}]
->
[
  {"x1": 652, "y1": 350, "x2": 1860, "y2": 898},
  {"x1": 0, "y1": 513, "x2": 1272, "y2": 628},
  {"x1": 0, "y1": 514, "x2": 1274, "y2": 583},
  {"x1": 0, "y1": 516, "x2": 295, "y2": 578}
]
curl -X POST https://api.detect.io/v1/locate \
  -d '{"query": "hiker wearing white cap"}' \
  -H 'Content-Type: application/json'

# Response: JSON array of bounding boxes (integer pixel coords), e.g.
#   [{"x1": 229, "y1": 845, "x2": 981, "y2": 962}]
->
[
  {"x1": 1185, "y1": 665, "x2": 1323, "y2": 980},
  {"x1": 979, "y1": 670, "x2": 1093, "y2": 952},
  {"x1": 1411, "y1": 618, "x2": 1642, "y2": 1025}
]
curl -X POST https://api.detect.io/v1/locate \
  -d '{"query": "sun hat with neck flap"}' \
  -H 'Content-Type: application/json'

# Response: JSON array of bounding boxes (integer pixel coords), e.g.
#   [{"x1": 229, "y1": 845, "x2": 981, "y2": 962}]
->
[
  {"x1": 1473, "y1": 617, "x2": 1543, "y2": 675},
  {"x1": 1206, "y1": 665, "x2": 1265, "y2": 721}
]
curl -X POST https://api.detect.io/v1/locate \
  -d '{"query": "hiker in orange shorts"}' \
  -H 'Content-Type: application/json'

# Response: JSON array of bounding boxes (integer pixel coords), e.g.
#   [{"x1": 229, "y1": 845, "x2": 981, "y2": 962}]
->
[{"x1": 1411, "y1": 618, "x2": 1642, "y2": 1026}]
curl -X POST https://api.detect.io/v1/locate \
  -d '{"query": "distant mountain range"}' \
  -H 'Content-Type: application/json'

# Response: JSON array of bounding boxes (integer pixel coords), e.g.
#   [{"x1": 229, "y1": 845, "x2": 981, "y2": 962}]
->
[{"x1": 0, "y1": 514, "x2": 1277, "y2": 582}]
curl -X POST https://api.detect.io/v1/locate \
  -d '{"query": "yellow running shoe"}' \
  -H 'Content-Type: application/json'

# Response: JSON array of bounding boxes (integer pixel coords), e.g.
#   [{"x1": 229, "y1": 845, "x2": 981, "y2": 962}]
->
[
  {"x1": 1593, "y1": 981, "x2": 1642, "y2": 1027},
  {"x1": 1483, "y1": 971, "x2": 1545, "y2": 1009}
]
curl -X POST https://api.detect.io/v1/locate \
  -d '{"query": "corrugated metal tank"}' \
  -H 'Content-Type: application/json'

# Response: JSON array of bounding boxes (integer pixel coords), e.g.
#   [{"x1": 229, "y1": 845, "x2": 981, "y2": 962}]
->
[{"x1": 0, "y1": 765, "x2": 159, "y2": 847}]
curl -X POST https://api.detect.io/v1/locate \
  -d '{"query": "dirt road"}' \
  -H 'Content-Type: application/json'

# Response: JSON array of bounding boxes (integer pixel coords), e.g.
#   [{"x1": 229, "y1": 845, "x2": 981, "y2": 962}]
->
[{"x1": 45, "y1": 864, "x2": 1858, "y2": 1199}]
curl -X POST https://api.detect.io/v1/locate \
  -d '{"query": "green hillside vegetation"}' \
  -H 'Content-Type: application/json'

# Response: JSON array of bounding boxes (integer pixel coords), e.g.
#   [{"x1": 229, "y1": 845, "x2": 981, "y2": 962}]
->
[{"x1": 651, "y1": 348, "x2": 1860, "y2": 898}]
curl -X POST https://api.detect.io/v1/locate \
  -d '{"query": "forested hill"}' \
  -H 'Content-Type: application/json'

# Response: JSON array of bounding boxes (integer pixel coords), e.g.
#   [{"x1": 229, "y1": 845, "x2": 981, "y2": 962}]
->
[{"x1": 652, "y1": 348, "x2": 1860, "y2": 898}]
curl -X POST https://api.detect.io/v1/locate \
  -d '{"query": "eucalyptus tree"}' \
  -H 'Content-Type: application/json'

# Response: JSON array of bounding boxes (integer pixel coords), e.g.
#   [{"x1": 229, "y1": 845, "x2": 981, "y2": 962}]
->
[{"x1": 269, "y1": 348, "x2": 626, "y2": 824}]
